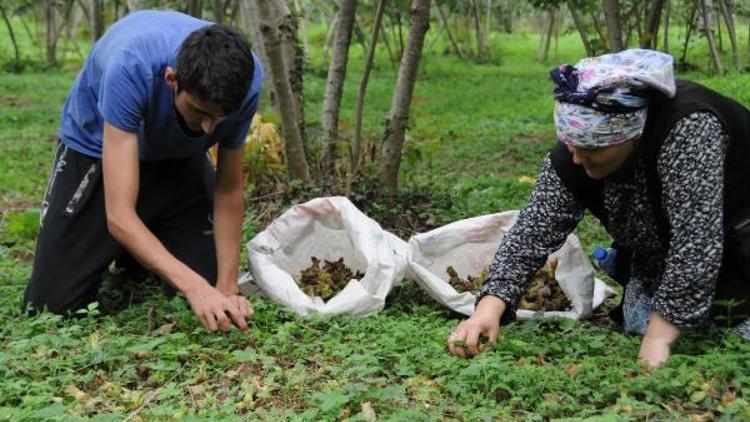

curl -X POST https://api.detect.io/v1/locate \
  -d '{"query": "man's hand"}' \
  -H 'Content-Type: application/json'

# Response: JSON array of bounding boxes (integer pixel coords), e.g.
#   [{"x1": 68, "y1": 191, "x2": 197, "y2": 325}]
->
[
  {"x1": 638, "y1": 313, "x2": 681, "y2": 368},
  {"x1": 447, "y1": 295, "x2": 506, "y2": 358},
  {"x1": 184, "y1": 283, "x2": 251, "y2": 332}
]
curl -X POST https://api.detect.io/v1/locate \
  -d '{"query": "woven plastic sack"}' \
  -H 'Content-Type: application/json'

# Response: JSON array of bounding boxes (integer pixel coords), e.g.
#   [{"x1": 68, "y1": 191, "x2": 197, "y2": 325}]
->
[
  {"x1": 246, "y1": 197, "x2": 408, "y2": 317},
  {"x1": 407, "y1": 211, "x2": 615, "y2": 319}
]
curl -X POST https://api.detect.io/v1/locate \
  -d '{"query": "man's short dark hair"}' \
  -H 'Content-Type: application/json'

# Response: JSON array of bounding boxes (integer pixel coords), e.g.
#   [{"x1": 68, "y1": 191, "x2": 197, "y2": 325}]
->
[{"x1": 176, "y1": 24, "x2": 255, "y2": 114}]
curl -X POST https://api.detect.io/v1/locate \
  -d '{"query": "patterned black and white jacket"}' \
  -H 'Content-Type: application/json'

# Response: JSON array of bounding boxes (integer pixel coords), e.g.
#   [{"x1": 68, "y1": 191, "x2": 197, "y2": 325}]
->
[{"x1": 478, "y1": 111, "x2": 749, "y2": 339}]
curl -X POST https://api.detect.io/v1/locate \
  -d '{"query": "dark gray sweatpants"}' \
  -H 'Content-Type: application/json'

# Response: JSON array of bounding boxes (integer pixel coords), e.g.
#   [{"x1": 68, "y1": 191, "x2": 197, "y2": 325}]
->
[{"x1": 24, "y1": 143, "x2": 218, "y2": 314}]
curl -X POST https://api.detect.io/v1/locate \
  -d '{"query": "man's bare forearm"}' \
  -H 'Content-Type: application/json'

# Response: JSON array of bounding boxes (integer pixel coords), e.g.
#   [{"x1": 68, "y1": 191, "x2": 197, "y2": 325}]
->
[
  {"x1": 213, "y1": 188, "x2": 243, "y2": 293},
  {"x1": 107, "y1": 201, "x2": 208, "y2": 295}
]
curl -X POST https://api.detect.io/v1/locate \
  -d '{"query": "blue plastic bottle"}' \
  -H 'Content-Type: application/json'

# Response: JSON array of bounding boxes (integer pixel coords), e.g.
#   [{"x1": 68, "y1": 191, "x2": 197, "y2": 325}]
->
[{"x1": 592, "y1": 246, "x2": 617, "y2": 278}]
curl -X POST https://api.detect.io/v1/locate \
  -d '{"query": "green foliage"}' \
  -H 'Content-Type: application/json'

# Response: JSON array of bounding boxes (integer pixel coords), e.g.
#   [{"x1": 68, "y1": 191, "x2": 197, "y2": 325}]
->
[{"x1": 2, "y1": 24, "x2": 750, "y2": 420}]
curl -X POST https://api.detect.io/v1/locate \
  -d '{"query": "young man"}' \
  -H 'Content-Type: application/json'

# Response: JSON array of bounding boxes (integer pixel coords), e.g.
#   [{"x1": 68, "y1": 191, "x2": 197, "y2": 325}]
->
[
  {"x1": 24, "y1": 10, "x2": 263, "y2": 333},
  {"x1": 447, "y1": 49, "x2": 750, "y2": 366}
]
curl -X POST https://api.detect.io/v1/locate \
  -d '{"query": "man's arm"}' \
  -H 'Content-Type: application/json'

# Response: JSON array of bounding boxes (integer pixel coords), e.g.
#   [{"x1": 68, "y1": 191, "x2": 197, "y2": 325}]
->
[
  {"x1": 102, "y1": 123, "x2": 248, "y2": 332},
  {"x1": 214, "y1": 144, "x2": 244, "y2": 294},
  {"x1": 212, "y1": 143, "x2": 253, "y2": 318}
]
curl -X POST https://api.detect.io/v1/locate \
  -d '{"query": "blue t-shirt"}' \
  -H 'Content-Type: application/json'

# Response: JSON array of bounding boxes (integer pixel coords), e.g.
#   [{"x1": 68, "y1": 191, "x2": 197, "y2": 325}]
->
[{"x1": 59, "y1": 10, "x2": 262, "y2": 161}]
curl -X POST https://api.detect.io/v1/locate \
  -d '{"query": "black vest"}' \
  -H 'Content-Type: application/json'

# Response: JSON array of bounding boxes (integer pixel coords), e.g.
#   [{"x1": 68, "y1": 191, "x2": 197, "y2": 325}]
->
[{"x1": 550, "y1": 80, "x2": 750, "y2": 319}]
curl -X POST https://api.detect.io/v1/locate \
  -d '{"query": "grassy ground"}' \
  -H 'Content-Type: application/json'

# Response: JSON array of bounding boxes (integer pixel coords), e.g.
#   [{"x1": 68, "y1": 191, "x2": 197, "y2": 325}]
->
[{"x1": 2, "y1": 27, "x2": 750, "y2": 420}]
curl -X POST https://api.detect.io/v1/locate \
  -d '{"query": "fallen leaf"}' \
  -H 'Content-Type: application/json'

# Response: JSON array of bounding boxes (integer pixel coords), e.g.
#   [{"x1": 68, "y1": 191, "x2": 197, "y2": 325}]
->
[
  {"x1": 565, "y1": 362, "x2": 582, "y2": 378},
  {"x1": 518, "y1": 175, "x2": 537, "y2": 184},
  {"x1": 361, "y1": 401, "x2": 377, "y2": 422},
  {"x1": 159, "y1": 323, "x2": 175, "y2": 335},
  {"x1": 65, "y1": 384, "x2": 89, "y2": 403}
]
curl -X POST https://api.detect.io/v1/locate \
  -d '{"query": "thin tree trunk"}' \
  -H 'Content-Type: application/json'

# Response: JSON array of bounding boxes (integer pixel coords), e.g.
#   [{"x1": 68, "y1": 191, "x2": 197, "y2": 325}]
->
[
  {"x1": 257, "y1": 0, "x2": 311, "y2": 182},
  {"x1": 602, "y1": 0, "x2": 623, "y2": 52},
  {"x1": 320, "y1": 0, "x2": 357, "y2": 174},
  {"x1": 471, "y1": 0, "x2": 484, "y2": 60},
  {"x1": 566, "y1": 0, "x2": 594, "y2": 56},
  {"x1": 396, "y1": 11, "x2": 405, "y2": 59},
  {"x1": 352, "y1": 16, "x2": 368, "y2": 51},
  {"x1": 240, "y1": 0, "x2": 271, "y2": 101},
  {"x1": 46, "y1": 2, "x2": 58, "y2": 66},
  {"x1": 379, "y1": 0, "x2": 431, "y2": 191},
  {"x1": 640, "y1": 0, "x2": 664, "y2": 49},
  {"x1": 590, "y1": 10, "x2": 606, "y2": 42},
  {"x1": 379, "y1": 15, "x2": 398, "y2": 64},
  {"x1": 0, "y1": 5, "x2": 21, "y2": 71},
  {"x1": 323, "y1": 12, "x2": 339, "y2": 57},
  {"x1": 213, "y1": 0, "x2": 224, "y2": 24},
  {"x1": 717, "y1": 0, "x2": 739, "y2": 70},
  {"x1": 700, "y1": 0, "x2": 724, "y2": 75},
  {"x1": 680, "y1": 3, "x2": 697, "y2": 64},
  {"x1": 717, "y1": 3, "x2": 723, "y2": 52},
  {"x1": 484, "y1": 0, "x2": 492, "y2": 54},
  {"x1": 274, "y1": 2, "x2": 306, "y2": 141},
  {"x1": 538, "y1": 7, "x2": 555, "y2": 61},
  {"x1": 188, "y1": 0, "x2": 202, "y2": 18},
  {"x1": 435, "y1": 0, "x2": 463, "y2": 58},
  {"x1": 426, "y1": 4, "x2": 445, "y2": 52},
  {"x1": 662, "y1": 0, "x2": 670, "y2": 53},
  {"x1": 352, "y1": 0, "x2": 387, "y2": 173},
  {"x1": 90, "y1": 0, "x2": 103, "y2": 42},
  {"x1": 294, "y1": 0, "x2": 309, "y2": 55}
]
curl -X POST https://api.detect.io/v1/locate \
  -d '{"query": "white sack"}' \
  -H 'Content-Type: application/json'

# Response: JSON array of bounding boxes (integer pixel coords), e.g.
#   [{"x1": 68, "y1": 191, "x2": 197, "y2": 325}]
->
[
  {"x1": 246, "y1": 197, "x2": 408, "y2": 317},
  {"x1": 407, "y1": 211, "x2": 615, "y2": 319}
]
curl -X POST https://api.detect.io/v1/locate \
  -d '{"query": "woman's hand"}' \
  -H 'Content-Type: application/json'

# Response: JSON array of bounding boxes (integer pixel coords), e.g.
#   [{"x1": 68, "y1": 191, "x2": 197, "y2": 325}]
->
[
  {"x1": 447, "y1": 295, "x2": 507, "y2": 358},
  {"x1": 638, "y1": 313, "x2": 681, "y2": 367}
]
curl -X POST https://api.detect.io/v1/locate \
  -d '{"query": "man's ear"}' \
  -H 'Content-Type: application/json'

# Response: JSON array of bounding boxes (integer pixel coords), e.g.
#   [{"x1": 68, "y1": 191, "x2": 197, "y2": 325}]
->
[{"x1": 165, "y1": 66, "x2": 177, "y2": 89}]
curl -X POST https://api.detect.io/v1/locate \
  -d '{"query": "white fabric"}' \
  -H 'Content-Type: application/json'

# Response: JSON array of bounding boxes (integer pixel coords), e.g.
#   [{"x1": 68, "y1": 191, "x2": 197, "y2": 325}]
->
[
  {"x1": 246, "y1": 197, "x2": 408, "y2": 317},
  {"x1": 407, "y1": 211, "x2": 616, "y2": 319}
]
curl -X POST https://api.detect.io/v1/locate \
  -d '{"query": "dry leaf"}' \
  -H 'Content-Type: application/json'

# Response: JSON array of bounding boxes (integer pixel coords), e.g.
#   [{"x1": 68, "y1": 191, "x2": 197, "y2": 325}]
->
[
  {"x1": 361, "y1": 401, "x2": 377, "y2": 422},
  {"x1": 65, "y1": 384, "x2": 89, "y2": 403},
  {"x1": 159, "y1": 323, "x2": 175, "y2": 335}
]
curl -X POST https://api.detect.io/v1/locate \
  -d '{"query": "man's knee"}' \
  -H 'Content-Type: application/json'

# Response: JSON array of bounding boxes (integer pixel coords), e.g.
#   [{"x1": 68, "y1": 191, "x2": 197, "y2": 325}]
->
[{"x1": 23, "y1": 274, "x2": 98, "y2": 315}]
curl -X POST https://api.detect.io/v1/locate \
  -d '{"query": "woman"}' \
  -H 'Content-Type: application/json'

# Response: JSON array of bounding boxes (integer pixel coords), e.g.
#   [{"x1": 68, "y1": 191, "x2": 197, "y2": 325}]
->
[{"x1": 447, "y1": 49, "x2": 750, "y2": 367}]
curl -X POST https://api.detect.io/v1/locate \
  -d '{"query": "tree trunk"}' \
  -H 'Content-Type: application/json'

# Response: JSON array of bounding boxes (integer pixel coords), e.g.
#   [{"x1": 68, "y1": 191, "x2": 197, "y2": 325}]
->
[
  {"x1": 379, "y1": 0, "x2": 431, "y2": 191},
  {"x1": 188, "y1": 0, "x2": 202, "y2": 18},
  {"x1": 538, "y1": 7, "x2": 556, "y2": 61},
  {"x1": 90, "y1": 0, "x2": 103, "y2": 42},
  {"x1": 435, "y1": 0, "x2": 462, "y2": 58},
  {"x1": 380, "y1": 15, "x2": 398, "y2": 64},
  {"x1": 700, "y1": 0, "x2": 724, "y2": 75},
  {"x1": 126, "y1": 0, "x2": 144, "y2": 12},
  {"x1": 260, "y1": 0, "x2": 306, "y2": 144},
  {"x1": 602, "y1": 0, "x2": 623, "y2": 52},
  {"x1": 320, "y1": 0, "x2": 357, "y2": 174},
  {"x1": 640, "y1": 0, "x2": 664, "y2": 49},
  {"x1": 396, "y1": 11, "x2": 405, "y2": 59},
  {"x1": 717, "y1": 0, "x2": 739, "y2": 70},
  {"x1": 590, "y1": 10, "x2": 606, "y2": 43},
  {"x1": 240, "y1": 0, "x2": 270, "y2": 100},
  {"x1": 352, "y1": 0, "x2": 387, "y2": 173},
  {"x1": 662, "y1": 0, "x2": 670, "y2": 53},
  {"x1": 566, "y1": 0, "x2": 594, "y2": 56},
  {"x1": 257, "y1": 0, "x2": 311, "y2": 182},
  {"x1": 45, "y1": 2, "x2": 61, "y2": 67},
  {"x1": 484, "y1": 0, "x2": 492, "y2": 54},
  {"x1": 1, "y1": 5, "x2": 22, "y2": 71},
  {"x1": 680, "y1": 3, "x2": 697, "y2": 64},
  {"x1": 471, "y1": 0, "x2": 485, "y2": 60},
  {"x1": 323, "y1": 11, "x2": 338, "y2": 57},
  {"x1": 294, "y1": 0, "x2": 309, "y2": 55},
  {"x1": 213, "y1": 0, "x2": 224, "y2": 24}
]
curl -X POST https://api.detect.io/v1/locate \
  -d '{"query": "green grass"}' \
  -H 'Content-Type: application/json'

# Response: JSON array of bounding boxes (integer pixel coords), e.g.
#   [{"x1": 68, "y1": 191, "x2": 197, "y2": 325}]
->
[{"x1": 2, "y1": 25, "x2": 750, "y2": 420}]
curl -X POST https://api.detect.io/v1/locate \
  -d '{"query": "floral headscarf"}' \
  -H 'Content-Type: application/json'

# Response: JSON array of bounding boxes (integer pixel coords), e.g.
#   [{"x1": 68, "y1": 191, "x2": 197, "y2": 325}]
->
[{"x1": 551, "y1": 49, "x2": 676, "y2": 149}]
